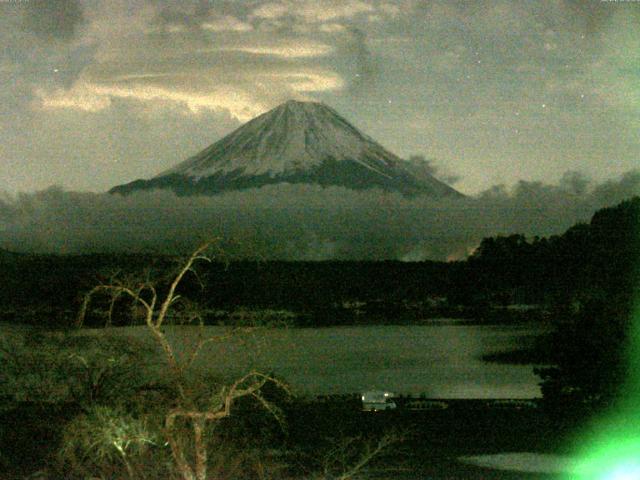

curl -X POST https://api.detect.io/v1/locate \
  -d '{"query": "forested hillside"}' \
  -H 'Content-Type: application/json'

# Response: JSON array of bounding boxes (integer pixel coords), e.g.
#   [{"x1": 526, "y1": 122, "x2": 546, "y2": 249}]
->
[{"x1": 0, "y1": 196, "x2": 637, "y2": 327}]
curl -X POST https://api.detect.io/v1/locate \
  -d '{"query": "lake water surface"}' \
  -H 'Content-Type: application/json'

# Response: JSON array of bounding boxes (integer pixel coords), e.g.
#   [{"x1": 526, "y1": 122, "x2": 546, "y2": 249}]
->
[{"x1": 118, "y1": 321, "x2": 550, "y2": 398}]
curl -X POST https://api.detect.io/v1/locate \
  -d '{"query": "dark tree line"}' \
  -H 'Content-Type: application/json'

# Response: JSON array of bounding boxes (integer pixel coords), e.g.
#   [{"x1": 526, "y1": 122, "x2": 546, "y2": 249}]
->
[
  {"x1": 465, "y1": 196, "x2": 640, "y2": 306},
  {"x1": 0, "y1": 197, "x2": 638, "y2": 328},
  {"x1": 535, "y1": 295, "x2": 632, "y2": 421}
]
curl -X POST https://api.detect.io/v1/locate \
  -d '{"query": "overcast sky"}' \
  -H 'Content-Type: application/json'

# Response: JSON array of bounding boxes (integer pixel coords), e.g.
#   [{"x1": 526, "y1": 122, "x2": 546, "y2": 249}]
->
[{"x1": 1, "y1": 0, "x2": 638, "y2": 195}]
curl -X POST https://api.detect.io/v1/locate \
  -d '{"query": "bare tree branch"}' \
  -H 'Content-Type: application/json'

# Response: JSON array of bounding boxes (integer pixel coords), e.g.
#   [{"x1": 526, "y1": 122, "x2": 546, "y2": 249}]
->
[
  {"x1": 156, "y1": 241, "x2": 215, "y2": 328},
  {"x1": 75, "y1": 240, "x2": 292, "y2": 480},
  {"x1": 336, "y1": 433, "x2": 399, "y2": 480}
]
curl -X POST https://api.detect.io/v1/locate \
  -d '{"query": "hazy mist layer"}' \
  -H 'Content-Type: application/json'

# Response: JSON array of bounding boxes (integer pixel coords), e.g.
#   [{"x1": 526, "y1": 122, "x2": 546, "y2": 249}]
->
[{"x1": 1, "y1": 170, "x2": 638, "y2": 261}]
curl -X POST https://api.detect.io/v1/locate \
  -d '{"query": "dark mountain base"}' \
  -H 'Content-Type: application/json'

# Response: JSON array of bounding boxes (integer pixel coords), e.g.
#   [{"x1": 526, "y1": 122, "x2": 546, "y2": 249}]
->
[{"x1": 109, "y1": 158, "x2": 464, "y2": 197}]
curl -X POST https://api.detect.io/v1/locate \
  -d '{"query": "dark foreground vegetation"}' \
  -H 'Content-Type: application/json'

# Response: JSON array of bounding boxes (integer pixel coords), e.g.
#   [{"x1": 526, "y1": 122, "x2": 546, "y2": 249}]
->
[
  {"x1": 1, "y1": 392, "x2": 561, "y2": 480},
  {"x1": 0, "y1": 196, "x2": 638, "y2": 479}
]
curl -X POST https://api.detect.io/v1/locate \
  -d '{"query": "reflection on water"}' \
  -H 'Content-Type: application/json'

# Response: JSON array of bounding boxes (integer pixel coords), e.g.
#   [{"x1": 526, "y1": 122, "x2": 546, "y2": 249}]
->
[
  {"x1": 153, "y1": 322, "x2": 549, "y2": 398},
  {"x1": 81, "y1": 322, "x2": 549, "y2": 398}
]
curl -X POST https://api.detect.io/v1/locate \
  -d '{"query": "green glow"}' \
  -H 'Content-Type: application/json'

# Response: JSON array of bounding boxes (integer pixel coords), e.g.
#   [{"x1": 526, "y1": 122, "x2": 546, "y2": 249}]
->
[
  {"x1": 571, "y1": 436, "x2": 640, "y2": 479},
  {"x1": 564, "y1": 300, "x2": 640, "y2": 479},
  {"x1": 603, "y1": 463, "x2": 640, "y2": 480},
  {"x1": 566, "y1": 209, "x2": 640, "y2": 480}
]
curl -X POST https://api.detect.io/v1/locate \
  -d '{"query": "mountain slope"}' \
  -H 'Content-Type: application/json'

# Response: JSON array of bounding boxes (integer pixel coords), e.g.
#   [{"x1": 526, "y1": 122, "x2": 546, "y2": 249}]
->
[{"x1": 110, "y1": 100, "x2": 463, "y2": 197}]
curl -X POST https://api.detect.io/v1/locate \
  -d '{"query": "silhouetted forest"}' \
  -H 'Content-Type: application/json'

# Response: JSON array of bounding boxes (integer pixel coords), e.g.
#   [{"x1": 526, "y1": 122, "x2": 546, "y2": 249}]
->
[
  {"x1": 467, "y1": 196, "x2": 639, "y2": 304},
  {"x1": 0, "y1": 196, "x2": 638, "y2": 328}
]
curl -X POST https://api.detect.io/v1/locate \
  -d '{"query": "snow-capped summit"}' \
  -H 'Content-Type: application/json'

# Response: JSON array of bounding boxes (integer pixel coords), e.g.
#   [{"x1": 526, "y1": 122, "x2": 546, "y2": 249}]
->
[
  {"x1": 161, "y1": 100, "x2": 394, "y2": 179},
  {"x1": 109, "y1": 100, "x2": 463, "y2": 197}
]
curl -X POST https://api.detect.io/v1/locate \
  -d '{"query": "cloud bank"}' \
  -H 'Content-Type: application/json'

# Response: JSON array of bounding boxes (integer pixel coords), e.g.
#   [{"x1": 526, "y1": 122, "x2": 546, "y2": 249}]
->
[{"x1": 1, "y1": 171, "x2": 638, "y2": 261}]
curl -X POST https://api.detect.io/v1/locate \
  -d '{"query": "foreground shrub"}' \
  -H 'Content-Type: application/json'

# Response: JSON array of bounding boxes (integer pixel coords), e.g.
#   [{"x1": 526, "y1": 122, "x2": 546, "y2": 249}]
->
[
  {"x1": 57, "y1": 404, "x2": 165, "y2": 479},
  {"x1": 0, "y1": 330, "x2": 152, "y2": 410}
]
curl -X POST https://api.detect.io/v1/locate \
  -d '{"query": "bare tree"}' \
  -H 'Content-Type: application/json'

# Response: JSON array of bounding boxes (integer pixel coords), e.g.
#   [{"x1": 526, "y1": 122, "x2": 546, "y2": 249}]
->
[
  {"x1": 77, "y1": 241, "x2": 289, "y2": 480},
  {"x1": 317, "y1": 432, "x2": 402, "y2": 480}
]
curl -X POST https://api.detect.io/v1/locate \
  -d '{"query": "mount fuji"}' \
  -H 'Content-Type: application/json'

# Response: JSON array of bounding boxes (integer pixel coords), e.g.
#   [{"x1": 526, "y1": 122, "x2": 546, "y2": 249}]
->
[{"x1": 109, "y1": 100, "x2": 463, "y2": 197}]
